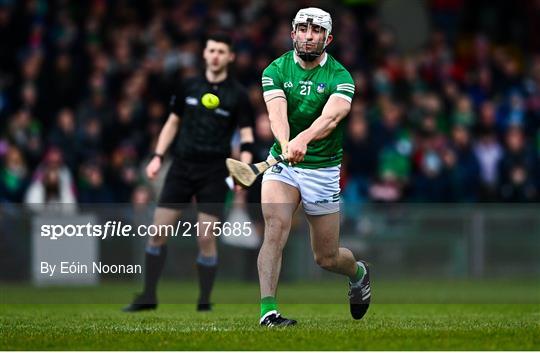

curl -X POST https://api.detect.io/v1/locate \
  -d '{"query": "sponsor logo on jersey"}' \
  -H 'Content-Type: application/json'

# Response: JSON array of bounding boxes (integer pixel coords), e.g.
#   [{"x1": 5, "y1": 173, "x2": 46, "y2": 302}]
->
[
  {"x1": 283, "y1": 81, "x2": 293, "y2": 88},
  {"x1": 316, "y1": 83, "x2": 326, "y2": 93},
  {"x1": 215, "y1": 108, "x2": 230, "y2": 117},
  {"x1": 185, "y1": 97, "x2": 198, "y2": 106},
  {"x1": 271, "y1": 165, "x2": 283, "y2": 174},
  {"x1": 315, "y1": 194, "x2": 340, "y2": 204}
]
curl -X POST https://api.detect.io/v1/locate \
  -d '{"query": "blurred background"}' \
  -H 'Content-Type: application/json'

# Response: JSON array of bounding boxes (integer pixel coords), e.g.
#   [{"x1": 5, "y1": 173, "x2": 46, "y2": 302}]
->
[{"x1": 0, "y1": 0, "x2": 539, "y2": 288}]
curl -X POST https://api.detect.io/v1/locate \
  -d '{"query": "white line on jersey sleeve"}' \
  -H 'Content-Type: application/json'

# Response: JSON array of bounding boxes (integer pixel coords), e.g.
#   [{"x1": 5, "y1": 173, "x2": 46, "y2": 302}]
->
[
  {"x1": 263, "y1": 89, "x2": 285, "y2": 97},
  {"x1": 330, "y1": 93, "x2": 353, "y2": 103}
]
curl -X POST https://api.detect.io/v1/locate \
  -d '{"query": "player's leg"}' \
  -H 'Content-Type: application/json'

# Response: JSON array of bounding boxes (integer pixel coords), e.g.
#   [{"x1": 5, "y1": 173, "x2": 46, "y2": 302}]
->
[
  {"x1": 123, "y1": 207, "x2": 181, "y2": 312},
  {"x1": 259, "y1": 180, "x2": 299, "y2": 297},
  {"x1": 306, "y1": 212, "x2": 357, "y2": 276},
  {"x1": 301, "y1": 165, "x2": 371, "y2": 320},
  {"x1": 194, "y1": 211, "x2": 219, "y2": 311},
  {"x1": 306, "y1": 212, "x2": 371, "y2": 320},
  {"x1": 258, "y1": 176, "x2": 300, "y2": 326}
]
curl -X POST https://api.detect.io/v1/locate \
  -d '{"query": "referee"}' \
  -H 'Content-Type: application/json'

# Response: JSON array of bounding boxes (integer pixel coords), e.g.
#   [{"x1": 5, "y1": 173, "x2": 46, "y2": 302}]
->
[{"x1": 124, "y1": 33, "x2": 254, "y2": 312}]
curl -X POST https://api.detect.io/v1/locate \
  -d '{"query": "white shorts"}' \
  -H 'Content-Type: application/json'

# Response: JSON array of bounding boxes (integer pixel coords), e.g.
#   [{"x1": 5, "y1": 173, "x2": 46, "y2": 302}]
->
[{"x1": 262, "y1": 162, "x2": 341, "y2": 215}]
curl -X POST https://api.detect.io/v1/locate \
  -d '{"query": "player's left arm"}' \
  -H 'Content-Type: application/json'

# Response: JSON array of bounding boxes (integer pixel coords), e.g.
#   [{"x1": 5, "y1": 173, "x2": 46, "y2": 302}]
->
[
  {"x1": 300, "y1": 95, "x2": 351, "y2": 141},
  {"x1": 288, "y1": 68, "x2": 354, "y2": 164},
  {"x1": 287, "y1": 95, "x2": 351, "y2": 163}
]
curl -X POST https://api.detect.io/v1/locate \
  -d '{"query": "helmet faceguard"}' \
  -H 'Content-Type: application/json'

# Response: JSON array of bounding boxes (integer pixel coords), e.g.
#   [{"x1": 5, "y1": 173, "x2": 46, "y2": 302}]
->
[{"x1": 292, "y1": 8, "x2": 332, "y2": 62}]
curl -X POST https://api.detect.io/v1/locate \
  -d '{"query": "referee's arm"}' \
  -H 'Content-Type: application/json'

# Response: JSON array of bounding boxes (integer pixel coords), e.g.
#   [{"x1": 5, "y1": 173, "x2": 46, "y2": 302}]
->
[
  {"x1": 146, "y1": 112, "x2": 181, "y2": 179},
  {"x1": 237, "y1": 87, "x2": 256, "y2": 165},
  {"x1": 239, "y1": 126, "x2": 254, "y2": 164}
]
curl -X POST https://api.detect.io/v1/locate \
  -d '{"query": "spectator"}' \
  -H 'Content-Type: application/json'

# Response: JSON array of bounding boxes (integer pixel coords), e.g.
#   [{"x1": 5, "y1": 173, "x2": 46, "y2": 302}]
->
[
  {"x1": 48, "y1": 52, "x2": 80, "y2": 112},
  {"x1": 443, "y1": 124, "x2": 481, "y2": 202},
  {"x1": 0, "y1": 1, "x2": 539, "y2": 206},
  {"x1": 343, "y1": 103, "x2": 377, "y2": 208},
  {"x1": 109, "y1": 144, "x2": 139, "y2": 202},
  {"x1": 78, "y1": 160, "x2": 113, "y2": 203},
  {"x1": 411, "y1": 111, "x2": 451, "y2": 202},
  {"x1": 76, "y1": 73, "x2": 113, "y2": 126},
  {"x1": 467, "y1": 66, "x2": 495, "y2": 108},
  {"x1": 370, "y1": 148, "x2": 410, "y2": 203},
  {"x1": 48, "y1": 108, "x2": 78, "y2": 172},
  {"x1": 474, "y1": 127, "x2": 503, "y2": 201},
  {"x1": 24, "y1": 148, "x2": 76, "y2": 213},
  {"x1": 452, "y1": 95, "x2": 475, "y2": 127},
  {"x1": 6, "y1": 109, "x2": 42, "y2": 168},
  {"x1": 370, "y1": 98, "x2": 405, "y2": 152},
  {"x1": 498, "y1": 126, "x2": 537, "y2": 201},
  {"x1": 0, "y1": 145, "x2": 29, "y2": 203},
  {"x1": 77, "y1": 117, "x2": 104, "y2": 162}
]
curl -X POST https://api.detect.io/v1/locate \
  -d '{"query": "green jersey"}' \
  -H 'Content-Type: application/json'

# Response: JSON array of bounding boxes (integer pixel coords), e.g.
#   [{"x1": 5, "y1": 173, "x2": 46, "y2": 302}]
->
[{"x1": 262, "y1": 50, "x2": 355, "y2": 168}]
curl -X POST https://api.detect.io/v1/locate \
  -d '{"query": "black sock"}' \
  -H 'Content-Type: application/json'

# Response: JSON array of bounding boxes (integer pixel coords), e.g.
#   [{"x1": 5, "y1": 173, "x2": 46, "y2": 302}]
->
[
  {"x1": 197, "y1": 262, "x2": 218, "y2": 305},
  {"x1": 142, "y1": 245, "x2": 167, "y2": 299}
]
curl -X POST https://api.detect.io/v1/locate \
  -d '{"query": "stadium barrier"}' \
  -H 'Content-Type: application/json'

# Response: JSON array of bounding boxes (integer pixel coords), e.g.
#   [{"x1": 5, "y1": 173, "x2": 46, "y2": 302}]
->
[{"x1": 0, "y1": 202, "x2": 538, "y2": 304}]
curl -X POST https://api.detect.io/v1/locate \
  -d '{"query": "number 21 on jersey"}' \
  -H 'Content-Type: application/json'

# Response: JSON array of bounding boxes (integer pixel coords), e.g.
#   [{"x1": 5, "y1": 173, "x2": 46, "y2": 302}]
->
[{"x1": 300, "y1": 84, "x2": 311, "y2": 95}]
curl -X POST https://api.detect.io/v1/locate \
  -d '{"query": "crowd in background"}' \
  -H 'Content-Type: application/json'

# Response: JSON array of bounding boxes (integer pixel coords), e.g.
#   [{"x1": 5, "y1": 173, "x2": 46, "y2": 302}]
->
[{"x1": 0, "y1": 0, "x2": 539, "y2": 209}]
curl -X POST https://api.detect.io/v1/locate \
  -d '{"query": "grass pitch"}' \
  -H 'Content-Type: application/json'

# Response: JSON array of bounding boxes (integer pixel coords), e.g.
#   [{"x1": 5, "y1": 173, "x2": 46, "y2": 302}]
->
[{"x1": 1, "y1": 280, "x2": 539, "y2": 350}]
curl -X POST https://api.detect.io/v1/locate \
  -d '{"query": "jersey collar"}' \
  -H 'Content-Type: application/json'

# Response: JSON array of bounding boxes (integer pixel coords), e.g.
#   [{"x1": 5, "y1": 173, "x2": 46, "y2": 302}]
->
[
  {"x1": 204, "y1": 71, "x2": 229, "y2": 86},
  {"x1": 319, "y1": 52, "x2": 328, "y2": 66},
  {"x1": 293, "y1": 52, "x2": 328, "y2": 67}
]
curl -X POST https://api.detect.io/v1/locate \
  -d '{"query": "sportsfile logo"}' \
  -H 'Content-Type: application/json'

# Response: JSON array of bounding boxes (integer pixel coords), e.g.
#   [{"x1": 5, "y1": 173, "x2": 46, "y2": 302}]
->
[{"x1": 40, "y1": 221, "x2": 253, "y2": 240}]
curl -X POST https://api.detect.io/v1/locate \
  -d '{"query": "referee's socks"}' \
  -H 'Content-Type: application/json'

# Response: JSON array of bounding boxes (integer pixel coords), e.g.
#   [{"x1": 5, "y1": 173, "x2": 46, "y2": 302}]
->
[
  {"x1": 196, "y1": 255, "x2": 218, "y2": 311},
  {"x1": 142, "y1": 244, "x2": 168, "y2": 299}
]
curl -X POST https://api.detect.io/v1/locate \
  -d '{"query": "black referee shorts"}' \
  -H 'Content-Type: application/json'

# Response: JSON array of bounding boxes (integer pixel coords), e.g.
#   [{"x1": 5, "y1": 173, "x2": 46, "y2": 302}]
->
[{"x1": 158, "y1": 157, "x2": 229, "y2": 218}]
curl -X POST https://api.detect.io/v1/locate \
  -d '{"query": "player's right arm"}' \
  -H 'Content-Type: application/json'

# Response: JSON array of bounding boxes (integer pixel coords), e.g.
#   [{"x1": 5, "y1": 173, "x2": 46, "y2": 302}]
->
[
  {"x1": 146, "y1": 112, "x2": 181, "y2": 179},
  {"x1": 262, "y1": 62, "x2": 289, "y2": 157},
  {"x1": 265, "y1": 92, "x2": 289, "y2": 157}
]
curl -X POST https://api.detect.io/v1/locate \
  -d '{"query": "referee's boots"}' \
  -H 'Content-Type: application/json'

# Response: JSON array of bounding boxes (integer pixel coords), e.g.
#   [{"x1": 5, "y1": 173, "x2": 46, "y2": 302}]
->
[
  {"x1": 122, "y1": 293, "x2": 157, "y2": 312},
  {"x1": 196, "y1": 302, "x2": 212, "y2": 312}
]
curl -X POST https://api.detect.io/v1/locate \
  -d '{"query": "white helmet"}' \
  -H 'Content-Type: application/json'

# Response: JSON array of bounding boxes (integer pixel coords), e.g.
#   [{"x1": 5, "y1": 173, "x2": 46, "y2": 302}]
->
[{"x1": 292, "y1": 7, "x2": 332, "y2": 61}]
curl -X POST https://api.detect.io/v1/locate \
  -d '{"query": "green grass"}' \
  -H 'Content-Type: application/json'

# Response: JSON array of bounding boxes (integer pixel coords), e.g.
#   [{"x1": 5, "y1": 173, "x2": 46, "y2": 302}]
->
[{"x1": 1, "y1": 281, "x2": 539, "y2": 350}]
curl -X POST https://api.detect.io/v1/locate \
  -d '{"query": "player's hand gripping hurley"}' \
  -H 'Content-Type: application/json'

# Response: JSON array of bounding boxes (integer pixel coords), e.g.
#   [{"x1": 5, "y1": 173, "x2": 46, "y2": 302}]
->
[{"x1": 226, "y1": 154, "x2": 286, "y2": 187}]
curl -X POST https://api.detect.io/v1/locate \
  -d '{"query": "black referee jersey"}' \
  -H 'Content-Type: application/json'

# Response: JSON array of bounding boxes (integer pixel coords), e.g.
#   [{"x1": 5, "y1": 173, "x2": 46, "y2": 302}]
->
[{"x1": 169, "y1": 74, "x2": 254, "y2": 161}]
